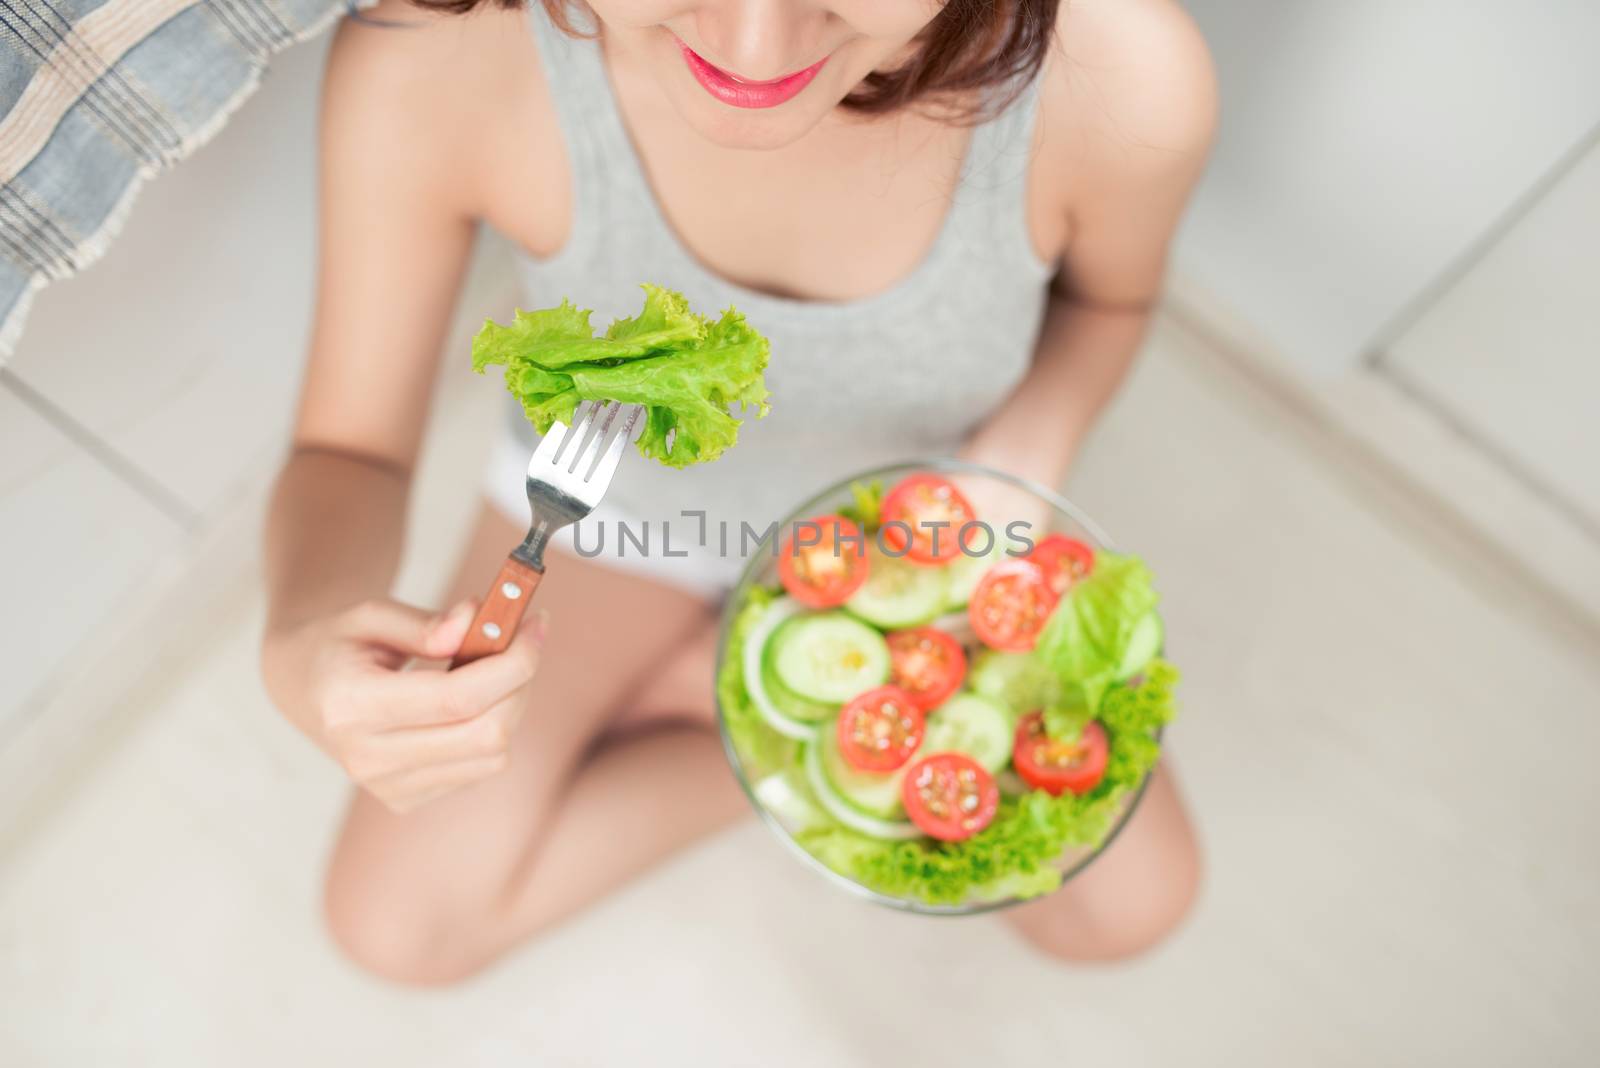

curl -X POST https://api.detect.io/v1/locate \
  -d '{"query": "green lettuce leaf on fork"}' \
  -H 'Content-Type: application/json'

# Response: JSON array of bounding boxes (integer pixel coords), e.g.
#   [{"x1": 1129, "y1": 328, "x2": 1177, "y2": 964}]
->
[{"x1": 472, "y1": 283, "x2": 771, "y2": 468}]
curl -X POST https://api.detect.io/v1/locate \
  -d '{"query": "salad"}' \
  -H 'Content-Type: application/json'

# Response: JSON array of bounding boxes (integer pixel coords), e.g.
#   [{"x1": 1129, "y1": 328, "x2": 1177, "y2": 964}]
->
[
  {"x1": 472, "y1": 283, "x2": 770, "y2": 467},
  {"x1": 716, "y1": 469, "x2": 1178, "y2": 909}
]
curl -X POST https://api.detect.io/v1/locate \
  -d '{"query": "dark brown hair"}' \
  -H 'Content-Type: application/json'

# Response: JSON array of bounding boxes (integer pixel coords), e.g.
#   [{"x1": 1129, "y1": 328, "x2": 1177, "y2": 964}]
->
[{"x1": 408, "y1": 0, "x2": 1059, "y2": 119}]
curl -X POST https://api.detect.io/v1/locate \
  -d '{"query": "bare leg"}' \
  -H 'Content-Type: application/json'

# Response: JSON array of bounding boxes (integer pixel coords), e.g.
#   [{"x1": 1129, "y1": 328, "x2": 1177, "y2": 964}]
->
[
  {"x1": 323, "y1": 503, "x2": 746, "y2": 985},
  {"x1": 1003, "y1": 762, "x2": 1202, "y2": 961}
]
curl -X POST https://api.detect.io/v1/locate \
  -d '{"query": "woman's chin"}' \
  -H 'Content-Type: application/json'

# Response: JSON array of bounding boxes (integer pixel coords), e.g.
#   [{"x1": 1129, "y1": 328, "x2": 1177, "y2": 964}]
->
[{"x1": 666, "y1": 88, "x2": 842, "y2": 152}]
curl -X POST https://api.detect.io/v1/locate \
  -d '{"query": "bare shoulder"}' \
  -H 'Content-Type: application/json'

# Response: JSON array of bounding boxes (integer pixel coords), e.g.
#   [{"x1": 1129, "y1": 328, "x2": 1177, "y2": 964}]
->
[
  {"x1": 321, "y1": 0, "x2": 562, "y2": 224},
  {"x1": 1033, "y1": 0, "x2": 1217, "y2": 218},
  {"x1": 1040, "y1": 0, "x2": 1218, "y2": 162}
]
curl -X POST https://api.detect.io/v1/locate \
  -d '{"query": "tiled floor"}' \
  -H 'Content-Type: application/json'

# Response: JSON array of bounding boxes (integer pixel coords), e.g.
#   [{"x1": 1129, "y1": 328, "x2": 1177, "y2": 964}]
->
[
  {"x1": 0, "y1": 392, "x2": 180, "y2": 734},
  {"x1": 2, "y1": 316, "x2": 1596, "y2": 1066},
  {"x1": 0, "y1": 38, "x2": 330, "y2": 754}
]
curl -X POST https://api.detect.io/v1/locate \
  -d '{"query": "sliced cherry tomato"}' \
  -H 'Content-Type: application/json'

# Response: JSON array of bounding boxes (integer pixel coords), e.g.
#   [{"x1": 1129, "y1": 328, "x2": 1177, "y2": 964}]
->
[
  {"x1": 901, "y1": 752, "x2": 999, "y2": 841},
  {"x1": 968, "y1": 559, "x2": 1059, "y2": 651},
  {"x1": 837, "y1": 685, "x2": 926, "y2": 772},
  {"x1": 1012, "y1": 714, "x2": 1109, "y2": 796},
  {"x1": 1028, "y1": 534, "x2": 1096, "y2": 595},
  {"x1": 778, "y1": 514, "x2": 869, "y2": 608},
  {"x1": 887, "y1": 628, "x2": 968, "y2": 710},
  {"x1": 879, "y1": 474, "x2": 977, "y2": 565}
]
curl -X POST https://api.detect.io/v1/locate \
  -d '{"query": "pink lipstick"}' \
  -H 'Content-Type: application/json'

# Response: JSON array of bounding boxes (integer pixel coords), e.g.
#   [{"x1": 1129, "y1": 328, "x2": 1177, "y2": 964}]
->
[{"x1": 677, "y1": 40, "x2": 826, "y2": 109}]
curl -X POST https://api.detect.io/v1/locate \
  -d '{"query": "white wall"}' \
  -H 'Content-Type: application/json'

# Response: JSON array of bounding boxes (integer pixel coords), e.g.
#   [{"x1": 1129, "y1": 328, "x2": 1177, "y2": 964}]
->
[
  {"x1": 1176, "y1": 0, "x2": 1600, "y2": 375},
  {"x1": 1385, "y1": 140, "x2": 1600, "y2": 530}
]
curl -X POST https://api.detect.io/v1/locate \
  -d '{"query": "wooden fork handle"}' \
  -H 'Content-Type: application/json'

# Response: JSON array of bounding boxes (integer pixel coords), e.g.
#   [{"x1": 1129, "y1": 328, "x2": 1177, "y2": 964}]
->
[{"x1": 450, "y1": 555, "x2": 544, "y2": 668}]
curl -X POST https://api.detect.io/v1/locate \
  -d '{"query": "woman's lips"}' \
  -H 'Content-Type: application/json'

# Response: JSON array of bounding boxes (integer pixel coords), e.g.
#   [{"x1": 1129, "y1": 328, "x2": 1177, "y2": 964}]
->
[{"x1": 677, "y1": 41, "x2": 827, "y2": 109}]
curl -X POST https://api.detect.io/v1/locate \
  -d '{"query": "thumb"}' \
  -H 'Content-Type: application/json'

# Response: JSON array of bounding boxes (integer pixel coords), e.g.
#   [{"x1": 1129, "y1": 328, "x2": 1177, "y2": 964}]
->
[
  {"x1": 419, "y1": 599, "x2": 478, "y2": 660},
  {"x1": 346, "y1": 598, "x2": 476, "y2": 659}
]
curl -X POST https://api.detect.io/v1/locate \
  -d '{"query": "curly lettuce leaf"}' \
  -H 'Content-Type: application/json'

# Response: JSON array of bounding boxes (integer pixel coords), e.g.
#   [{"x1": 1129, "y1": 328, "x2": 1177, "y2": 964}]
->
[
  {"x1": 1033, "y1": 553, "x2": 1160, "y2": 737},
  {"x1": 573, "y1": 307, "x2": 771, "y2": 466},
  {"x1": 1096, "y1": 660, "x2": 1177, "y2": 800},
  {"x1": 1099, "y1": 658, "x2": 1179, "y2": 740},
  {"x1": 602, "y1": 284, "x2": 705, "y2": 353},
  {"x1": 470, "y1": 300, "x2": 598, "y2": 370},
  {"x1": 472, "y1": 284, "x2": 770, "y2": 468}
]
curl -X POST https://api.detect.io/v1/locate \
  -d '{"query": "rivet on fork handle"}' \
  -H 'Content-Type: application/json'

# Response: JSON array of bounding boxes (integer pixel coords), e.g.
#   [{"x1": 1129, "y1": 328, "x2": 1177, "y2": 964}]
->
[{"x1": 451, "y1": 555, "x2": 544, "y2": 668}]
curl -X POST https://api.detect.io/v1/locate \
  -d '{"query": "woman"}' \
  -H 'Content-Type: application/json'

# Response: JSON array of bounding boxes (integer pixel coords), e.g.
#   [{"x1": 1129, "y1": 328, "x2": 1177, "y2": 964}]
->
[{"x1": 261, "y1": 0, "x2": 1214, "y2": 984}]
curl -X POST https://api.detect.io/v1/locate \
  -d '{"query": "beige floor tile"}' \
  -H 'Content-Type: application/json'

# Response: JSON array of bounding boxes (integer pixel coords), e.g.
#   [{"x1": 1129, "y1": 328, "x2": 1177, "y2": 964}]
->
[{"x1": 0, "y1": 392, "x2": 181, "y2": 735}]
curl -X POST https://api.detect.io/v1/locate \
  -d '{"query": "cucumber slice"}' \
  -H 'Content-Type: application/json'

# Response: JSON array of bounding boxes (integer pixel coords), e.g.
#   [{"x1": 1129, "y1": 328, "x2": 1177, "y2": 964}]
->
[
  {"x1": 740, "y1": 598, "x2": 823, "y2": 741},
  {"x1": 802, "y1": 742, "x2": 922, "y2": 841},
  {"x1": 967, "y1": 649, "x2": 1055, "y2": 722},
  {"x1": 761, "y1": 661, "x2": 837, "y2": 723},
  {"x1": 844, "y1": 545, "x2": 947, "y2": 629},
  {"x1": 922, "y1": 693, "x2": 1013, "y2": 773},
  {"x1": 941, "y1": 537, "x2": 1009, "y2": 610},
  {"x1": 1117, "y1": 610, "x2": 1165, "y2": 680},
  {"x1": 818, "y1": 721, "x2": 911, "y2": 818},
  {"x1": 771, "y1": 613, "x2": 891, "y2": 704}
]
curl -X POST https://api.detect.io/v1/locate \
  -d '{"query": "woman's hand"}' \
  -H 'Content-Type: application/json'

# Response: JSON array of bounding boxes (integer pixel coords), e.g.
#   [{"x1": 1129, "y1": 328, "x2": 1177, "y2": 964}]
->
[
  {"x1": 261, "y1": 598, "x2": 545, "y2": 813},
  {"x1": 954, "y1": 445, "x2": 1060, "y2": 549}
]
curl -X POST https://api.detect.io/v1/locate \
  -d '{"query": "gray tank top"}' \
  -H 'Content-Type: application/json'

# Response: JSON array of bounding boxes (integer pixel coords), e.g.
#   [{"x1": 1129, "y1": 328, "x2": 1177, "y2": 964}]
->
[{"x1": 505, "y1": 10, "x2": 1055, "y2": 582}]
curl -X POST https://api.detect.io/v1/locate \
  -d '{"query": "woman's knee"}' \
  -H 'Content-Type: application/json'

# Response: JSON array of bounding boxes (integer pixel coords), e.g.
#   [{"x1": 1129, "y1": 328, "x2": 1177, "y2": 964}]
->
[
  {"x1": 322, "y1": 838, "x2": 498, "y2": 987},
  {"x1": 1010, "y1": 828, "x2": 1203, "y2": 963}
]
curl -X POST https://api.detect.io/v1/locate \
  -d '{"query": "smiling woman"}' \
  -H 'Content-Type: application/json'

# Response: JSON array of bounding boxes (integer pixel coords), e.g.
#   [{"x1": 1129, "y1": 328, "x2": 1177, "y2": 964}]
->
[{"x1": 266, "y1": 0, "x2": 1216, "y2": 984}]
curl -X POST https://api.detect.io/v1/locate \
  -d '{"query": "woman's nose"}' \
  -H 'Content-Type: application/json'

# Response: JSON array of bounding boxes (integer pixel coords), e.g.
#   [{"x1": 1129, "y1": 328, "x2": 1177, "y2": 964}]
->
[{"x1": 688, "y1": 0, "x2": 832, "y2": 80}]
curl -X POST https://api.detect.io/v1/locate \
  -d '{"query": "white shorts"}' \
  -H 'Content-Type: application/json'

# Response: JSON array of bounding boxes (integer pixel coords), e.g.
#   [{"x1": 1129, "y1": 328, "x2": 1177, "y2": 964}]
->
[{"x1": 484, "y1": 432, "x2": 742, "y2": 601}]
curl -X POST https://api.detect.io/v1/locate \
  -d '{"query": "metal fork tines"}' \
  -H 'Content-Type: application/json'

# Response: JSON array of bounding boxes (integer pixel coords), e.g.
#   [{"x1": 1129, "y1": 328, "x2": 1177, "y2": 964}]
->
[{"x1": 514, "y1": 401, "x2": 643, "y2": 569}]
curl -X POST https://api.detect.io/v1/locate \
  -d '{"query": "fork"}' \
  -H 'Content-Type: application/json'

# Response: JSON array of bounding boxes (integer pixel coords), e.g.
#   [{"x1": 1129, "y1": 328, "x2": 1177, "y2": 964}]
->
[{"x1": 451, "y1": 400, "x2": 644, "y2": 667}]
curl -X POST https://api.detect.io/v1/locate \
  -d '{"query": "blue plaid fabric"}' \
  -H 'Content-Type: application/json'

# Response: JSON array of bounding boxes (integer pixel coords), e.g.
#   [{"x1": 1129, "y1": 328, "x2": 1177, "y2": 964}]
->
[{"x1": 0, "y1": 0, "x2": 372, "y2": 358}]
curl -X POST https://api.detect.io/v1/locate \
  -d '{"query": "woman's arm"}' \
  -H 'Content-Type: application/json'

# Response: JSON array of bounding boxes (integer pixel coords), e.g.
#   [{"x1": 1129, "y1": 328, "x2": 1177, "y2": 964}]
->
[
  {"x1": 962, "y1": 1, "x2": 1218, "y2": 489},
  {"x1": 268, "y1": 4, "x2": 478, "y2": 630},
  {"x1": 262, "y1": 4, "x2": 542, "y2": 813},
  {"x1": 961, "y1": 295, "x2": 1156, "y2": 490}
]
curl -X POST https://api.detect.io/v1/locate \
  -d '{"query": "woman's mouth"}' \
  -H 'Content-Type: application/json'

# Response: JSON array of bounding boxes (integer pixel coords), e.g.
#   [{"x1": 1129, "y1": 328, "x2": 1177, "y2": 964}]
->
[{"x1": 676, "y1": 40, "x2": 827, "y2": 109}]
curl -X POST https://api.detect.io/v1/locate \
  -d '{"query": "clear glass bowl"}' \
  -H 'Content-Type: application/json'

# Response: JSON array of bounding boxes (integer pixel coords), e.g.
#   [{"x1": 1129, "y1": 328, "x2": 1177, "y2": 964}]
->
[{"x1": 713, "y1": 459, "x2": 1161, "y2": 916}]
